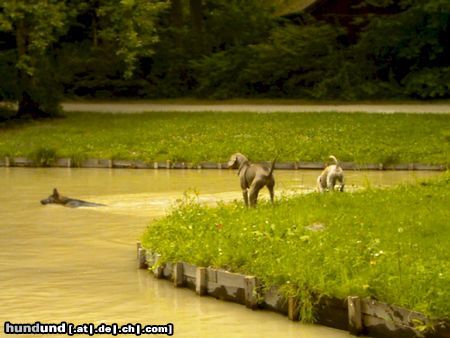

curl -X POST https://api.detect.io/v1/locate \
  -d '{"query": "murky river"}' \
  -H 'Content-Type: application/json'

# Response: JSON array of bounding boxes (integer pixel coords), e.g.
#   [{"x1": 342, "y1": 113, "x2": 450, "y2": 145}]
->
[{"x1": 0, "y1": 168, "x2": 442, "y2": 337}]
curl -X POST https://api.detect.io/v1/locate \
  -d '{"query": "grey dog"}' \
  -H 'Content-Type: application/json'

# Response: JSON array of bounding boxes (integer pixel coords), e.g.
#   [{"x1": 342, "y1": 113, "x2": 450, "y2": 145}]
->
[
  {"x1": 317, "y1": 155, "x2": 345, "y2": 192},
  {"x1": 41, "y1": 188, "x2": 105, "y2": 208},
  {"x1": 227, "y1": 153, "x2": 276, "y2": 207}
]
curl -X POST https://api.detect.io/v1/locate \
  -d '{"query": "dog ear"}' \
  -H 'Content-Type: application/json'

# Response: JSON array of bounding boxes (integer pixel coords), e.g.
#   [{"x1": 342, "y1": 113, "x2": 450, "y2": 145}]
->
[
  {"x1": 227, "y1": 154, "x2": 237, "y2": 168},
  {"x1": 53, "y1": 188, "x2": 59, "y2": 197}
]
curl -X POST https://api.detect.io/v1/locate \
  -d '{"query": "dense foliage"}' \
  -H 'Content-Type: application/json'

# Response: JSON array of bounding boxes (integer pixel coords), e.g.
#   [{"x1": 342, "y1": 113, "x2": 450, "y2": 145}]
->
[
  {"x1": 1, "y1": 0, "x2": 449, "y2": 115},
  {"x1": 142, "y1": 173, "x2": 450, "y2": 322}
]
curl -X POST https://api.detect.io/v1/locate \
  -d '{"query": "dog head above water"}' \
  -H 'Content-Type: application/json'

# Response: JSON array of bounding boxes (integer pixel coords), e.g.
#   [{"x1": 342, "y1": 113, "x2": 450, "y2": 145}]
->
[{"x1": 40, "y1": 188, "x2": 66, "y2": 205}]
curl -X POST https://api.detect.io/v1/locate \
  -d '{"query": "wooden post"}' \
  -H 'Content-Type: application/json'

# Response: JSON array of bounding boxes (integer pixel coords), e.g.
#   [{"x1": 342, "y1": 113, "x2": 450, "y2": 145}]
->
[
  {"x1": 348, "y1": 296, "x2": 363, "y2": 335},
  {"x1": 195, "y1": 267, "x2": 207, "y2": 296},
  {"x1": 173, "y1": 262, "x2": 184, "y2": 287},
  {"x1": 153, "y1": 255, "x2": 164, "y2": 279},
  {"x1": 288, "y1": 296, "x2": 299, "y2": 321},
  {"x1": 137, "y1": 247, "x2": 147, "y2": 269},
  {"x1": 244, "y1": 276, "x2": 258, "y2": 309},
  {"x1": 153, "y1": 162, "x2": 158, "y2": 169},
  {"x1": 5, "y1": 157, "x2": 10, "y2": 167},
  {"x1": 136, "y1": 241, "x2": 142, "y2": 259},
  {"x1": 166, "y1": 160, "x2": 171, "y2": 169}
]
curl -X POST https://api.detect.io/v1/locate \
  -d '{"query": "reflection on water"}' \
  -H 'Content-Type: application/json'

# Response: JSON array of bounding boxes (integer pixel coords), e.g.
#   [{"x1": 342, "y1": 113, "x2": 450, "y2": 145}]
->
[{"x1": 0, "y1": 168, "x2": 441, "y2": 337}]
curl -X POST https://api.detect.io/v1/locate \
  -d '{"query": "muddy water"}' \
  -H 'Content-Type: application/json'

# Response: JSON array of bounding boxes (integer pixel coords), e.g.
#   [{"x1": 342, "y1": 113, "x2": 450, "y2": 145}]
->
[{"x1": 0, "y1": 168, "x2": 441, "y2": 337}]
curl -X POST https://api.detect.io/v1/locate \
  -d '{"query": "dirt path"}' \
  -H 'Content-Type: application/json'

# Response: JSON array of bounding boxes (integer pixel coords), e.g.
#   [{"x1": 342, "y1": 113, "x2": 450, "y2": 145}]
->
[{"x1": 62, "y1": 102, "x2": 450, "y2": 113}]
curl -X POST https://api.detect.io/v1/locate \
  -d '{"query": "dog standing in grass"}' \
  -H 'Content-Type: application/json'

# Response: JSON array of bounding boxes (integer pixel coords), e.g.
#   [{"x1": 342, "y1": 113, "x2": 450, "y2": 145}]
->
[
  {"x1": 317, "y1": 155, "x2": 345, "y2": 192},
  {"x1": 227, "y1": 153, "x2": 276, "y2": 207}
]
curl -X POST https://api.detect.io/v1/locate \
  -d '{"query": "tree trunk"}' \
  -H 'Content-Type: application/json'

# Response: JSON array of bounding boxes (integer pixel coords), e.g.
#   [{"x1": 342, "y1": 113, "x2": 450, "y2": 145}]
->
[
  {"x1": 15, "y1": 19, "x2": 49, "y2": 119},
  {"x1": 170, "y1": 0, "x2": 183, "y2": 28},
  {"x1": 189, "y1": 0, "x2": 204, "y2": 55}
]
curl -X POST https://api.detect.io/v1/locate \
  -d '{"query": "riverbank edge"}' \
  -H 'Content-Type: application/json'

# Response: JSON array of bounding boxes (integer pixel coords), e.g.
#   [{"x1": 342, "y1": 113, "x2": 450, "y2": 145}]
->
[
  {"x1": 136, "y1": 243, "x2": 449, "y2": 338},
  {"x1": 0, "y1": 157, "x2": 448, "y2": 171}
]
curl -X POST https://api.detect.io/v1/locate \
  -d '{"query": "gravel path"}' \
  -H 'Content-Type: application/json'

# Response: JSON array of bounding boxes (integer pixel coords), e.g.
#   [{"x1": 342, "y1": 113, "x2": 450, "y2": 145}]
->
[{"x1": 62, "y1": 102, "x2": 450, "y2": 114}]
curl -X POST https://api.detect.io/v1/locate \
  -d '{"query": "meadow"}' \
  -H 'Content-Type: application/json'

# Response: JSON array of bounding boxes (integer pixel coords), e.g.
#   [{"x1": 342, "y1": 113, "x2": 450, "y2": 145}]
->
[
  {"x1": 0, "y1": 111, "x2": 449, "y2": 165},
  {"x1": 141, "y1": 173, "x2": 449, "y2": 322}
]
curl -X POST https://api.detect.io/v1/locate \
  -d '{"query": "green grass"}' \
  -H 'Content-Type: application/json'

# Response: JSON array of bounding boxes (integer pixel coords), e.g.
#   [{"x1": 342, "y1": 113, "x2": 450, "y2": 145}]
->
[
  {"x1": 0, "y1": 111, "x2": 449, "y2": 165},
  {"x1": 141, "y1": 173, "x2": 450, "y2": 321}
]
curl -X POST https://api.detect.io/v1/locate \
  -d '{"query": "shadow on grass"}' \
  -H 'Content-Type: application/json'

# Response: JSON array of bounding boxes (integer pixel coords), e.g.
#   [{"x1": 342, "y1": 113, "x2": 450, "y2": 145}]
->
[{"x1": 0, "y1": 107, "x2": 65, "y2": 129}]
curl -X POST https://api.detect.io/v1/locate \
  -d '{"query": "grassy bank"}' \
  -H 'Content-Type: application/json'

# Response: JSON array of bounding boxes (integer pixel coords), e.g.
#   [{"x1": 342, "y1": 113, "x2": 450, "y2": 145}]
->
[
  {"x1": 141, "y1": 173, "x2": 449, "y2": 321},
  {"x1": 0, "y1": 111, "x2": 449, "y2": 165}
]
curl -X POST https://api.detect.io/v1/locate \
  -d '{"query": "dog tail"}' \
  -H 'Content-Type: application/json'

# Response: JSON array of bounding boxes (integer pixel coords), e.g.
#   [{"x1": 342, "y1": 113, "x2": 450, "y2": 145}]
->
[
  {"x1": 329, "y1": 155, "x2": 339, "y2": 165},
  {"x1": 268, "y1": 157, "x2": 277, "y2": 176}
]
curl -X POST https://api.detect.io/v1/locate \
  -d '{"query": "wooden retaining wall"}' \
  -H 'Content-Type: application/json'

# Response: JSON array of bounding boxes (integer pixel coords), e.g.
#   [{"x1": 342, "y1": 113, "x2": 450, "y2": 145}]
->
[
  {"x1": 136, "y1": 243, "x2": 449, "y2": 338},
  {"x1": 0, "y1": 157, "x2": 447, "y2": 171}
]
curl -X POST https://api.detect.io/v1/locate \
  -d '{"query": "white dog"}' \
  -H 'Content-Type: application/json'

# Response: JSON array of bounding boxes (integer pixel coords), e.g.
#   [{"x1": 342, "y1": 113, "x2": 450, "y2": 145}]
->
[{"x1": 317, "y1": 155, "x2": 345, "y2": 192}]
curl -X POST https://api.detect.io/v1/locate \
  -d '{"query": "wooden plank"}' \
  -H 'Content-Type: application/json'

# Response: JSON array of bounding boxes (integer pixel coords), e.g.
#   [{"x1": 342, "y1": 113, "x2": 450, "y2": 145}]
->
[
  {"x1": 361, "y1": 299, "x2": 428, "y2": 326},
  {"x1": 182, "y1": 262, "x2": 197, "y2": 278},
  {"x1": 244, "y1": 276, "x2": 258, "y2": 309},
  {"x1": 195, "y1": 267, "x2": 207, "y2": 296},
  {"x1": 157, "y1": 162, "x2": 168, "y2": 169},
  {"x1": 163, "y1": 262, "x2": 173, "y2": 279},
  {"x1": 12, "y1": 157, "x2": 34, "y2": 167},
  {"x1": 206, "y1": 281, "x2": 245, "y2": 304},
  {"x1": 216, "y1": 270, "x2": 246, "y2": 289},
  {"x1": 184, "y1": 276, "x2": 196, "y2": 291},
  {"x1": 357, "y1": 163, "x2": 383, "y2": 170},
  {"x1": 52, "y1": 158, "x2": 71, "y2": 167},
  {"x1": 262, "y1": 286, "x2": 288, "y2": 315},
  {"x1": 200, "y1": 162, "x2": 218, "y2": 169},
  {"x1": 363, "y1": 314, "x2": 421, "y2": 338},
  {"x1": 297, "y1": 162, "x2": 324, "y2": 169},
  {"x1": 340, "y1": 162, "x2": 356, "y2": 170},
  {"x1": 274, "y1": 162, "x2": 295, "y2": 170},
  {"x1": 413, "y1": 163, "x2": 445, "y2": 171},
  {"x1": 134, "y1": 161, "x2": 150, "y2": 169},
  {"x1": 112, "y1": 160, "x2": 133, "y2": 168},
  {"x1": 348, "y1": 296, "x2": 363, "y2": 335},
  {"x1": 172, "y1": 162, "x2": 186, "y2": 169},
  {"x1": 315, "y1": 296, "x2": 349, "y2": 331},
  {"x1": 383, "y1": 163, "x2": 409, "y2": 170},
  {"x1": 207, "y1": 268, "x2": 218, "y2": 283}
]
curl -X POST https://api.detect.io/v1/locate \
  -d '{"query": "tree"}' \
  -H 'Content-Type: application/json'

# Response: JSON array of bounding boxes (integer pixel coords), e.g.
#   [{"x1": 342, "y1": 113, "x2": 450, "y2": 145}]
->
[
  {"x1": 0, "y1": 1, "x2": 72, "y2": 118},
  {"x1": 0, "y1": 0, "x2": 166, "y2": 119}
]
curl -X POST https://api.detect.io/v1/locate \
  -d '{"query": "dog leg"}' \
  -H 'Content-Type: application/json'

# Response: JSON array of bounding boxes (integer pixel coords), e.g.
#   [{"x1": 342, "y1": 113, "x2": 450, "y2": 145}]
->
[
  {"x1": 317, "y1": 176, "x2": 325, "y2": 192},
  {"x1": 327, "y1": 175, "x2": 336, "y2": 191},
  {"x1": 339, "y1": 177, "x2": 345, "y2": 192},
  {"x1": 267, "y1": 182, "x2": 275, "y2": 204},
  {"x1": 249, "y1": 184, "x2": 261, "y2": 207},
  {"x1": 242, "y1": 189, "x2": 249, "y2": 207}
]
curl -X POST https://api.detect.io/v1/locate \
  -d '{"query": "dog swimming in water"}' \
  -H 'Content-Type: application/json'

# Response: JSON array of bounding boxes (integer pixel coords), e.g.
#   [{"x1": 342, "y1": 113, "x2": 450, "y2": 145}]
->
[{"x1": 40, "y1": 188, "x2": 105, "y2": 208}]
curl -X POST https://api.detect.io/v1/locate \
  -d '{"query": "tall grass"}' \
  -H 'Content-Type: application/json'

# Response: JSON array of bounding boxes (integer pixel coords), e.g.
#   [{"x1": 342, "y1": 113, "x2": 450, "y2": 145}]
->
[
  {"x1": 142, "y1": 173, "x2": 450, "y2": 321},
  {"x1": 0, "y1": 111, "x2": 449, "y2": 164}
]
